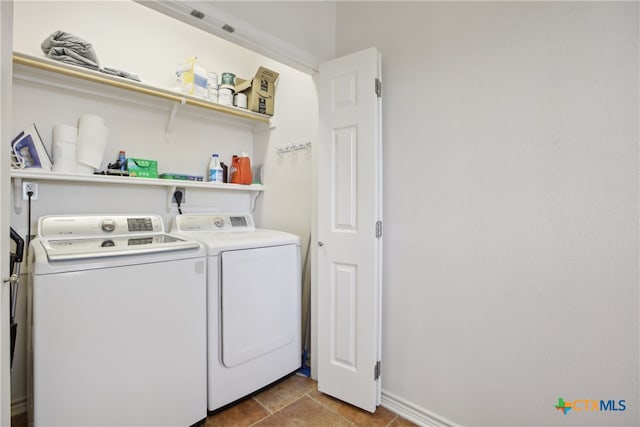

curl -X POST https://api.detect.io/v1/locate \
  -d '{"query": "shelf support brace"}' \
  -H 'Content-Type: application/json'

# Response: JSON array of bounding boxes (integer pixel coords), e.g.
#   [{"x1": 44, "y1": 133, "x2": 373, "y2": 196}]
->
[
  {"x1": 250, "y1": 189, "x2": 263, "y2": 213},
  {"x1": 166, "y1": 98, "x2": 185, "y2": 143},
  {"x1": 13, "y1": 177, "x2": 23, "y2": 214}
]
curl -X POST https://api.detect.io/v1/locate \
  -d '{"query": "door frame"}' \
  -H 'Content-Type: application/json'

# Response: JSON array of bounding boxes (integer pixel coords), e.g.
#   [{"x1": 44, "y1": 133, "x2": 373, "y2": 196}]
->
[{"x1": 1, "y1": 1, "x2": 14, "y2": 424}]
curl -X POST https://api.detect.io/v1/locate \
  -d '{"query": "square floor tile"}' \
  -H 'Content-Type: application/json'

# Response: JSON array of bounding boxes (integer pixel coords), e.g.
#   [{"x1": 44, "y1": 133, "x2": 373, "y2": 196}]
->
[
  {"x1": 253, "y1": 374, "x2": 317, "y2": 412},
  {"x1": 308, "y1": 390, "x2": 397, "y2": 426},
  {"x1": 205, "y1": 397, "x2": 269, "y2": 427},
  {"x1": 253, "y1": 395, "x2": 351, "y2": 427}
]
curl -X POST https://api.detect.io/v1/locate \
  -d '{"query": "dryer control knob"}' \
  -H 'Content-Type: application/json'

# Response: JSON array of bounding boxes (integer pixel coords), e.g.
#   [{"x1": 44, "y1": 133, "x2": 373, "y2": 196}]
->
[
  {"x1": 214, "y1": 217, "x2": 225, "y2": 228},
  {"x1": 101, "y1": 220, "x2": 116, "y2": 232}
]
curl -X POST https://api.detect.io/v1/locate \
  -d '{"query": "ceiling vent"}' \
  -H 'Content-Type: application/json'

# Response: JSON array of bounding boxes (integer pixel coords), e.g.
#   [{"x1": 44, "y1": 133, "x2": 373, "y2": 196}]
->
[{"x1": 190, "y1": 9, "x2": 204, "y2": 19}]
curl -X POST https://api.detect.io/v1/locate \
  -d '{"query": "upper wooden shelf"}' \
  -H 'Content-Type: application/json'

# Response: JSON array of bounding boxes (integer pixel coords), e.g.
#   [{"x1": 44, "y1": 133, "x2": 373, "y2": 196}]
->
[{"x1": 12, "y1": 51, "x2": 272, "y2": 125}]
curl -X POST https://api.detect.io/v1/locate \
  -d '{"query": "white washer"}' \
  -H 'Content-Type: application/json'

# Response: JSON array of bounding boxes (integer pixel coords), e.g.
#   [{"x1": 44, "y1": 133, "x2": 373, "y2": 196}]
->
[
  {"x1": 29, "y1": 214, "x2": 207, "y2": 426},
  {"x1": 171, "y1": 213, "x2": 301, "y2": 412}
]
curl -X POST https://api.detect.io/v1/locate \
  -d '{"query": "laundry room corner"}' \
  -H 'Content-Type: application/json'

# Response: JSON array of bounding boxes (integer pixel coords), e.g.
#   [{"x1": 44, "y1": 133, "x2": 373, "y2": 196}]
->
[
  {"x1": 250, "y1": 73, "x2": 316, "y2": 380},
  {"x1": 250, "y1": 69, "x2": 316, "y2": 276},
  {"x1": 9, "y1": 0, "x2": 317, "y2": 415}
]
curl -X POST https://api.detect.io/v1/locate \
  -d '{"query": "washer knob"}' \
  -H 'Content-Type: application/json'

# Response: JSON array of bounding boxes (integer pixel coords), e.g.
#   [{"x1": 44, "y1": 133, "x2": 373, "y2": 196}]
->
[
  {"x1": 101, "y1": 219, "x2": 116, "y2": 232},
  {"x1": 214, "y1": 217, "x2": 225, "y2": 228}
]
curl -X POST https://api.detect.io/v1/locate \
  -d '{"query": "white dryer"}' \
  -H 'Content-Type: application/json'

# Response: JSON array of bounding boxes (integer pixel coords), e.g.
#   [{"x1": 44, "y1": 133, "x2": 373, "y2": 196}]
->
[
  {"x1": 30, "y1": 214, "x2": 207, "y2": 426},
  {"x1": 172, "y1": 213, "x2": 301, "y2": 412}
]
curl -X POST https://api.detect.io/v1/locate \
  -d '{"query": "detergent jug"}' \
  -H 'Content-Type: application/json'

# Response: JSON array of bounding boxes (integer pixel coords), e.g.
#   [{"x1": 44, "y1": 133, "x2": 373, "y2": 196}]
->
[{"x1": 230, "y1": 152, "x2": 252, "y2": 185}]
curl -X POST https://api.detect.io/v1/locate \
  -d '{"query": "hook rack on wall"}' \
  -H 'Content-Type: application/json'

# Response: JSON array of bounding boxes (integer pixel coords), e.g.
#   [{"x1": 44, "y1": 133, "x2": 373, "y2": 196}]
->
[{"x1": 276, "y1": 141, "x2": 311, "y2": 158}]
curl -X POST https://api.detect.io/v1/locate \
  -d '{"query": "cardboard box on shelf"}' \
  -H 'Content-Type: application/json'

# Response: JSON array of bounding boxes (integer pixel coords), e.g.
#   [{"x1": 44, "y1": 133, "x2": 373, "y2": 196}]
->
[
  {"x1": 127, "y1": 158, "x2": 158, "y2": 178},
  {"x1": 235, "y1": 66, "x2": 279, "y2": 116}
]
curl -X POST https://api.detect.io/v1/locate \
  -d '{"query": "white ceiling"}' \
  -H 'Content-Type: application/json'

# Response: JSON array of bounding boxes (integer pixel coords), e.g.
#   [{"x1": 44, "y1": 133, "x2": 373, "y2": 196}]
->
[{"x1": 137, "y1": 1, "x2": 337, "y2": 73}]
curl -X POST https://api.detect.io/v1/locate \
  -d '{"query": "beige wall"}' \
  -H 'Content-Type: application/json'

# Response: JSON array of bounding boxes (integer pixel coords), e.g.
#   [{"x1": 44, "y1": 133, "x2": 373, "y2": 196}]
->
[{"x1": 336, "y1": 2, "x2": 638, "y2": 425}]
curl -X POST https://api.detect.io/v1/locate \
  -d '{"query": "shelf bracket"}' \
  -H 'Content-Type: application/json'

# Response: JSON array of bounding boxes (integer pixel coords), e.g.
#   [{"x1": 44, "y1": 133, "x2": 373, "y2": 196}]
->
[
  {"x1": 166, "y1": 98, "x2": 185, "y2": 143},
  {"x1": 13, "y1": 177, "x2": 23, "y2": 214},
  {"x1": 250, "y1": 188, "x2": 263, "y2": 213}
]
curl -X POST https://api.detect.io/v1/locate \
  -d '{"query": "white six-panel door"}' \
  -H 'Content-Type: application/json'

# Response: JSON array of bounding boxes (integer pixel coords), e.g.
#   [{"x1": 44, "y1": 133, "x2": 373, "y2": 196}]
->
[{"x1": 316, "y1": 47, "x2": 382, "y2": 413}]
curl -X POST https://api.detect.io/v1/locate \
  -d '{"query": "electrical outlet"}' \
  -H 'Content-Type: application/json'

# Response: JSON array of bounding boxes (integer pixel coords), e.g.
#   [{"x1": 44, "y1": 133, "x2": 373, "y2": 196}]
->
[
  {"x1": 172, "y1": 187, "x2": 186, "y2": 204},
  {"x1": 22, "y1": 182, "x2": 38, "y2": 200}
]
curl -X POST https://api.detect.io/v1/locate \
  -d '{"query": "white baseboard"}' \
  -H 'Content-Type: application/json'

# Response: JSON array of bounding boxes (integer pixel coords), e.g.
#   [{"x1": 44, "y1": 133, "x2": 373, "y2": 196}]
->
[
  {"x1": 381, "y1": 389, "x2": 458, "y2": 427},
  {"x1": 11, "y1": 395, "x2": 27, "y2": 416}
]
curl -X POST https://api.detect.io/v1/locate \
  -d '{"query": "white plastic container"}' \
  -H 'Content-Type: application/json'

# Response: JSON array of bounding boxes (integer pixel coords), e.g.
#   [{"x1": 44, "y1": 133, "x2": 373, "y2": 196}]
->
[
  {"x1": 207, "y1": 72, "x2": 219, "y2": 102},
  {"x1": 208, "y1": 154, "x2": 223, "y2": 182},
  {"x1": 219, "y1": 88, "x2": 234, "y2": 106},
  {"x1": 233, "y1": 93, "x2": 247, "y2": 109},
  {"x1": 208, "y1": 88, "x2": 219, "y2": 102}
]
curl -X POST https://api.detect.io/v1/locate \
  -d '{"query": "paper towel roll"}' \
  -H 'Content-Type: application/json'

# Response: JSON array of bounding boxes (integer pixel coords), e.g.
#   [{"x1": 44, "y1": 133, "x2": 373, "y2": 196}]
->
[
  {"x1": 52, "y1": 124, "x2": 78, "y2": 173},
  {"x1": 76, "y1": 114, "x2": 109, "y2": 170}
]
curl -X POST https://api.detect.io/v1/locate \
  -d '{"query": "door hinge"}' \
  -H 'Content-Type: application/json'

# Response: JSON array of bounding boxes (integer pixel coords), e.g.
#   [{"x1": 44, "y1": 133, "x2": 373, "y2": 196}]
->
[
  {"x1": 374, "y1": 360, "x2": 381, "y2": 380},
  {"x1": 375, "y1": 78, "x2": 382, "y2": 98},
  {"x1": 375, "y1": 220, "x2": 382, "y2": 238}
]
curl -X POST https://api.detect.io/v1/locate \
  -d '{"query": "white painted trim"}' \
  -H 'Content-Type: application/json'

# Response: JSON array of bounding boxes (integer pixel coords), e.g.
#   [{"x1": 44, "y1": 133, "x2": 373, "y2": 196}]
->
[
  {"x1": 11, "y1": 395, "x2": 27, "y2": 416},
  {"x1": 1, "y1": 1, "x2": 13, "y2": 425},
  {"x1": 381, "y1": 389, "x2": 459, "y2": 427},
  {"x1": 136, "y1": 0, "x2": 323, "y2": 74}
]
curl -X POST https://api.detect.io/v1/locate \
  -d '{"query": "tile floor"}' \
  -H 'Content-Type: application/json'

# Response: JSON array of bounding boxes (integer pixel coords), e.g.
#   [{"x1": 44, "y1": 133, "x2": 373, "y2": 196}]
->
[
  {"x1": 205, "y1": 374, "x2": 416, "y2": 426},
  {"x1": 11, "y1": 373, "x2": 417, "y2": 426}
]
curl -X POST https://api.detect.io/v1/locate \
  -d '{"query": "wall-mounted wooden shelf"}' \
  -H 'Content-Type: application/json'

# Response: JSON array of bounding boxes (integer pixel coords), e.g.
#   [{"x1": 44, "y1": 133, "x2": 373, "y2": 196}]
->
[
  {"x1": 12, "y1": 51, "x2": 272, "y2": 127},
  {"x1": 11, "y1": 53, "x2": 269, "y2": 214},
  {"x1": 10, "y1": 169, "x2": 263, "y2": 214}
]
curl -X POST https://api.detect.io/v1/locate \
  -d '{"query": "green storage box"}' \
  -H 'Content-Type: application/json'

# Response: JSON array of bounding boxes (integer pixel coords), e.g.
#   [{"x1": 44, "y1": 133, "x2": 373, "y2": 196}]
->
[{"x1": 127, "y1": 158, "x2": 158, "y2": 178}]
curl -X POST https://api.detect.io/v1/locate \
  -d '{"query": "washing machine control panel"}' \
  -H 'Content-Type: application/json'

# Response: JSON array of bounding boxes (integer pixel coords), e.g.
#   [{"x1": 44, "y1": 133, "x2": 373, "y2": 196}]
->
[
  {"x1": 39, "y1": 215, "x2": 164, "y2": 238},
  {"x1": 127, "y1": 217, "x2": 155, "y2": 232},
  {"x1": 36, "y1": 215, "x2": 202, "y2": 261},
  {"x1": 229, "y1": 216, "x2": 248, "y2": 228},
  {"x1": 174, "y1": 214, "x2": 255, "y2": 232}
]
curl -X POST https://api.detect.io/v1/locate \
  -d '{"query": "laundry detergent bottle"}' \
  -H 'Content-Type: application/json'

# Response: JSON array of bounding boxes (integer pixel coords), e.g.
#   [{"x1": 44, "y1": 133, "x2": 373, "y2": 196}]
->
[
  {"x1": 229, "y1": 155, "x2": 238, "y2": 183},
  {"x1": 208, "y1": 154, "x2": 223, "y2": 182},
  {"x1": 230, "y1": 152, "x2": 252, "y2": 185}
]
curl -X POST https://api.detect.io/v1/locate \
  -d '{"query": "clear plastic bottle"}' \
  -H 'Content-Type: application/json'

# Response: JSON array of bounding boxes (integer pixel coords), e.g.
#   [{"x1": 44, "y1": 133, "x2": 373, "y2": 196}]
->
[
  {"x1": 208, "y1": 154, "x2": 223, "y2": 182},
  {"x1": 118, "y1": 150, "x2": 126, "y2": 171}
]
